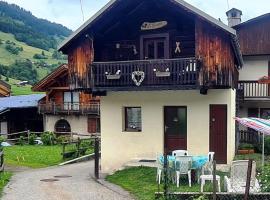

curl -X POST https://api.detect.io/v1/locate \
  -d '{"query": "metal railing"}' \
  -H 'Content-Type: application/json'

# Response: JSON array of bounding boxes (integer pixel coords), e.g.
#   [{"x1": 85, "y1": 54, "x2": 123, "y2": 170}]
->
[{"x1": 38, "y1": 102, "x2": 100, "y2": 115}]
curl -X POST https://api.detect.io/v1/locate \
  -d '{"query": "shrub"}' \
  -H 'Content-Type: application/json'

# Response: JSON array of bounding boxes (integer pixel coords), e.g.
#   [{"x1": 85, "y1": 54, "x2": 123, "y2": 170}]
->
[
  {"x1": 238, "y1": 143, "x2": 254, "y2": 150},
  {"x1": 258, "y1": 165, "x2": 270, "y2": 192},
  {"x1": 264, "y1": 136, "x2": 270, "y2": 155},
  {"x1": 28, "y1": 133, "x2": 37, "y2": 145},
  {"x1": 41, "y1": 132, "x2": 56, "y2": 145},
  {"x1": 18, "y1": 136, "x2": 25, "y2": 146},
  {"x1": 0, "y1": 136, "x2": 5, "y2": 145},
  {"x1": 56, "y1": 135, "x2": 70, "y2": 144}
]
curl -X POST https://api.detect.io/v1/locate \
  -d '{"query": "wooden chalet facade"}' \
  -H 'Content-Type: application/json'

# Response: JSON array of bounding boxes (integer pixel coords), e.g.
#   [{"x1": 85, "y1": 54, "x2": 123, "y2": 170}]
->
[
  {"x1": 59, "y1": 0, "x2": 242, "y2": 172},
  {"x1": 231, "y1": 11, "x2": 270, "y2": 144},
  {"x1": 32, "y1": 64, "x2": 100, "y2": 134},
  {"x1": 0, "y1": 80, "x2": 10, "y2": 97}
]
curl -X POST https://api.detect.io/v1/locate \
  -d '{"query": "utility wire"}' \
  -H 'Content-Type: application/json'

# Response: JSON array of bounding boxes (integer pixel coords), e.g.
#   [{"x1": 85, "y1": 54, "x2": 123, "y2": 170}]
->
[
  {"x1": 80, "y1": 0, "x2": 85, "y2": 22},
  {"x1": 227, "y1": 0, "x2": 230, "y2": 10}
]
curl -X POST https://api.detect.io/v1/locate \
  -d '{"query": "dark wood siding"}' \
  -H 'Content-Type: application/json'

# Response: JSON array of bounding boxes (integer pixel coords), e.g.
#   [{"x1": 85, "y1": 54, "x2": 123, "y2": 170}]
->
[
  {"x1": 236, "y1": 17, "x2": 270, "y2": 55},
  {"x1": 68, "y1": 38, "x2": 94, "y2": 89},
  {"x1": 196, "y1": 19, "x2": 237, "y2": 88}
]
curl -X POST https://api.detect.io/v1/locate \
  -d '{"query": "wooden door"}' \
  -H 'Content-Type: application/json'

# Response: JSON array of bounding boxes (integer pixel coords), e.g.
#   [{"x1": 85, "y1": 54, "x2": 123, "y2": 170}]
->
[
  {"x1": 164, "y1": 106, "x2": 187, "y2": 154},
  {"x1": 209, "y1": 105, "x2": 227, "y2": 164},
  {"x1": 140, "y1": 33, "x2": 169, "y2": 60}
]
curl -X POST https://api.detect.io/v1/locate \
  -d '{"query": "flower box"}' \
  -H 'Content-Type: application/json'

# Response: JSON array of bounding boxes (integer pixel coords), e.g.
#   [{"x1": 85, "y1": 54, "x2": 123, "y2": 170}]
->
[
  {"x1": 155, "y1": 71, "x2": 171, "y2": 77},
  {"x1": 106, "y1": 74, "x2": 121, "y2": 80},
  {"x1": 237, "y1": 149, "x2": 255, "y2": 155}
]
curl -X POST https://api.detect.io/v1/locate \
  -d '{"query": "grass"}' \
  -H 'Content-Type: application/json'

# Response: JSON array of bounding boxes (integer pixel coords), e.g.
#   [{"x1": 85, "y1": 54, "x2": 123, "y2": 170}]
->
[
  {"x1": 4, "y1": 143, "x2": 94, "y2": 168},
  {"x1": 0, "y1": 172, "x2": 12, "y2": 196},
  {"x1": 106, "y1": 166, "x2": 227, "y2": 200},
  {"x1": 0, "y1": 31, "x2": 67, "y2": 92},
  {"x1": 4, "y1": 145, "x2": 64, "y2": 168},
  {"x1": 2, "y1": 77, "x2": 44, "y2": 96}
]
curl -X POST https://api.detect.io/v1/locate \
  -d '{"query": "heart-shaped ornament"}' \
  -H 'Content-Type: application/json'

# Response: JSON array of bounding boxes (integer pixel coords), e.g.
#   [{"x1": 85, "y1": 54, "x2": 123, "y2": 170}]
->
[{"x1": 132, "y1": 71, "x2": 145, "y2": 86}]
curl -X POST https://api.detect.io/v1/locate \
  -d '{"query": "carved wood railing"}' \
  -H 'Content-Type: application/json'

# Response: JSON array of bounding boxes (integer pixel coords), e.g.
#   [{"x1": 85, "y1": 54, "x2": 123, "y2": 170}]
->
[
  {"x1": 91, "y1": 58, "x2": 200, "y2": 90},
  {"x1": 238, "y1": 80, "x2": 270, "y2": 99},
  {"x1": 38, "y1": 102, "x2": 100, "y2": 115}
]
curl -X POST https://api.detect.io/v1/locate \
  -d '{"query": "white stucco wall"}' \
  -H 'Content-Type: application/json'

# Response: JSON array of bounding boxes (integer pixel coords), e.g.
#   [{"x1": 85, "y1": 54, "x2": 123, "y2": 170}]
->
[
  {"x1": 100, "y1": 89, "x2": 236, "y2": 173},
  {"x1": 43, "y1": 115, "x2": 89, "y2": 134},
  {"x1": 239, "y1": 56, "x2": 270, "y2": 81}
]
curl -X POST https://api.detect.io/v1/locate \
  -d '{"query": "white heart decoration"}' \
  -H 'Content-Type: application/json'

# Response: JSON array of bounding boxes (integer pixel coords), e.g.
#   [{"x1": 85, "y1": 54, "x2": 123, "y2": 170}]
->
[{"x1": 132, "y1": 71, "x2": 145, "y2": 86}]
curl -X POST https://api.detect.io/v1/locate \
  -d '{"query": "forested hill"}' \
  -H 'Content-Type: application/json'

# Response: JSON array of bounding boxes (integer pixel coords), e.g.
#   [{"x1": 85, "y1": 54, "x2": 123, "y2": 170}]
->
[{"x1": 0, "y1": 1, "x2": 72, "y2": 50}]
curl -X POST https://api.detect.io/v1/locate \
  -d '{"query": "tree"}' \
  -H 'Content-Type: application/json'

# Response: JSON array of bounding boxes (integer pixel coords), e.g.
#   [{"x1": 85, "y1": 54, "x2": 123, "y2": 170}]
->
[{"x1": 5, "y1": 76, "x2": 9, "y2": 82}]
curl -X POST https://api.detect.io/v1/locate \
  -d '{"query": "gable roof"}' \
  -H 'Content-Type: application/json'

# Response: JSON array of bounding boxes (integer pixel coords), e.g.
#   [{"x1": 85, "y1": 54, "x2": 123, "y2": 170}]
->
[
  {"x1": 32, "y1": 64, "x2": 68, "y2": 92},
  {"x1": 234, "y1": 13, "x2": 270, "y2": 28},
  {"x1": 0, "y1": 94, "x2": 45, "y2": 113},
  {"x1": 226, "y1": 8, "x2": 243, "y2": 16},
  {"x1": 58, "y1": 0, "x2": 236, "y2": 52}
]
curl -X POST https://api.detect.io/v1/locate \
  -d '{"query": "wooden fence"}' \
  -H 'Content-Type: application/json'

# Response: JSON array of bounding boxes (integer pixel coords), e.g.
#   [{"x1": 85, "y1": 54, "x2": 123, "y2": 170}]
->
[{"x1": 239, "y1": 130, "x2": 260, "y2": 144}]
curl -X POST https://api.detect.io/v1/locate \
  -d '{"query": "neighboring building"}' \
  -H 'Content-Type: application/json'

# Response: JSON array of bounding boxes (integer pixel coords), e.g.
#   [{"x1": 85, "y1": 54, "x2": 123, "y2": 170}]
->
[
  {"x1": 227, "y1": 9, "x2": 270, "y2": 143},
  {"x1": 59, "y1": 0, "x2": 243, "y2": 173},
  {"x1": 0, "y1": 80, "x2": 11, "y2": 97},
  {"x1": 0, "y1": 94, "x2": 44, "y2": 135},
  {"x1": 32, "y1": 64, "x2": 100, "y2": 135}
]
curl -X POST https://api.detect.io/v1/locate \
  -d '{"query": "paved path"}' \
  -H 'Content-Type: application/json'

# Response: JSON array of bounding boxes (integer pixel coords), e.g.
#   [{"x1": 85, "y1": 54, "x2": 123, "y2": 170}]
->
[{"x1": 2, "y1": 161, "x2": 133, "y2": 200}]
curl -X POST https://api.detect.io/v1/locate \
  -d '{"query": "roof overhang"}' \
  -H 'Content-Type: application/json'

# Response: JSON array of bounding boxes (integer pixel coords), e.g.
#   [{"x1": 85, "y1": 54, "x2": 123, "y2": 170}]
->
[
  {"x1": 58, "y1": 0, "x2": 237, "y2": 52},
  {"x1": 32, "y1": 64, "x2": 68, "y2": 92}
]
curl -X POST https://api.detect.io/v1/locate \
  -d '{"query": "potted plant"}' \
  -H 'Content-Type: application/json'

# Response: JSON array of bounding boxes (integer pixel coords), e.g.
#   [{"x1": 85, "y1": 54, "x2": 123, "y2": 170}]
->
[{"x1": 238, "y1": 143, "x2": 255, "y2": 155}]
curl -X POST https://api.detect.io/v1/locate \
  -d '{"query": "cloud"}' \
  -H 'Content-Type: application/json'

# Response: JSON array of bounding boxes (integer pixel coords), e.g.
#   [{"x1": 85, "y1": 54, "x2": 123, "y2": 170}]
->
[{"x1": 4, "y1": 0, "x2": 270, "y2": 30}]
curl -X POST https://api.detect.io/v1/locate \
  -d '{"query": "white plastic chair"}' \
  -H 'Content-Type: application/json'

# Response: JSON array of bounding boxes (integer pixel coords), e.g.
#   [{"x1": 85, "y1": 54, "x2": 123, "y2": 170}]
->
[
  {"x1": 197, "y1": 152, "x2": 215, "y2": 183},
  {"x1": 175, "y1": 156, "x2": 192, "y2": 187},
  {"x1": 156, "y1": 155, "x2": 163, "y2": 184},
  {"x1": 224, "y1": 160, "x2": 260, "y2": 193},
  {"x1": 172, "y1": 150, "x2": 188, "y2": 157}
]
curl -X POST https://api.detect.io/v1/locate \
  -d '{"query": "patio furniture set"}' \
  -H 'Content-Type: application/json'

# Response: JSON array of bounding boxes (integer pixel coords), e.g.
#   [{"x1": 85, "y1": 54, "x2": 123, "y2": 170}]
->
[{"x1": 156, "y1": 150, "x2": 261, "y2": 193}]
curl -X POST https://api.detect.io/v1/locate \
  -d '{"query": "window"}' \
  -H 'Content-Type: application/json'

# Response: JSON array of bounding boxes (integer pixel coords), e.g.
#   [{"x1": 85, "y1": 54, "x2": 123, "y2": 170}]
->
[
  {"x1": 124, "y1": 107, "x2": 142, "y2": 132},
  {"x1": 64, "y1": 91, "x2": 79, "y2": 110},
  {"x1": 55, "y1": 119, "x2": 71, "y2": 133}
]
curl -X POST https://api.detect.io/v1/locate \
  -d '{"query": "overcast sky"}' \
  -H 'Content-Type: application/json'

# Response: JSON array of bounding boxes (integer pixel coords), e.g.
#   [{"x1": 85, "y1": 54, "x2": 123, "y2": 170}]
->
[{"x1": 4, "y1": 0, "x2": 270, "y2": 31}]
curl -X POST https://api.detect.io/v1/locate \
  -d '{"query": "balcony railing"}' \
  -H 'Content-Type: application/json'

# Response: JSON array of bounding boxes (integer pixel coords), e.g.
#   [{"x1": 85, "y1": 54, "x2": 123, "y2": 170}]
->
[
  {"x1": 38, "y1": 103, "x2": 100, "y2": 115},
  {"x1": 91, "y1": 58, "x2": 200, "y2": 91},
  {"x1": 238, "y1": 80, "x2": 270, "y2": 99}
]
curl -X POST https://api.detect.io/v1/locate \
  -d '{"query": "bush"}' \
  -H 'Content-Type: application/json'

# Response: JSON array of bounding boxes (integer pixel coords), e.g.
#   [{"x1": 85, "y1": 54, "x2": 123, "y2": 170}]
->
[
  {"x1": 28, "y1": 133, "x2": 37, "y2": 145},
  {"x1": 264, "y1": 136, "x2": 270, "y2": 155},
  {"x1": 0, "y1": 136, "x2": 5, "y2": 145},
  {"x1": 258, "y1": 165, "x2": 270, "y2": 192},
  {"x1": 238, "y1": 143, "x2": 254, "y2": 150},
  {"x1": 41, "y1": 132, "x2": 56, "y2": 145},
  {"x1": 18, "y1": 136, "x2": 25, "y2": 146},
  {"x1": 56, "y1": 135, "x2": 70, "y2": 144}
]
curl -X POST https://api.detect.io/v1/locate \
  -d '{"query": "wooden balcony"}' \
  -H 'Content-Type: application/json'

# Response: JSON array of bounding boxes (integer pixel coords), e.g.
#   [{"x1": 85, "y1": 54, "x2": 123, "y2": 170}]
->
[
  {"x1": 90, "y1": 58, "x2": 200, "y2": 92},
  {"x1": 238, "y1": 80, "x2": 270, "y2": 99},
  {"x1": 38, "y1": 103, "x2": 100, "y2": 115}
]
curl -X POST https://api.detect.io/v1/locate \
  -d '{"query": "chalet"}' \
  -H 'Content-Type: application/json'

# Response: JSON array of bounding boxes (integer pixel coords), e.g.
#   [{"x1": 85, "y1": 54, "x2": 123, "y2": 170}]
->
[
  {"x1": 0, "y1": 80, "x2": 10, "y2": 97},
  {"x1": 59, "y1": 0, "x2": 243, "y2": 173},
  {"x1": 227, "y1": 9, "x2": 270, "y2": 143},
  {"x1": 32, "y1": 64, "x2": 100, "y2": 135},
  {"x1": 0, "y1": 94, "x2": 44, "y2": 135}
]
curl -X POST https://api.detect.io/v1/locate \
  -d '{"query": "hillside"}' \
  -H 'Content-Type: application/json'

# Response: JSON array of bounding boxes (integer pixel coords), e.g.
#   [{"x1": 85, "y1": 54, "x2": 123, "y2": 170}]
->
[{"x1": 0, "y1": 1, "x2": 72, "y2": 95}]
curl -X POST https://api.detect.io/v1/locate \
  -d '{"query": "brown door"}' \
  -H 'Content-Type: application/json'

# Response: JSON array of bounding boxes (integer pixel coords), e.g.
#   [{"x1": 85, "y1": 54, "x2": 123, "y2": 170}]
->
[
  {"x1": 164, "y1": 106, "x2": 187, "y2": 154},
  {"x1": 140, "y1": 34, "x2": 169, "y2": 60},
  {"x1": 209, "y1": 105, "x2": 227, "y2": 164}
]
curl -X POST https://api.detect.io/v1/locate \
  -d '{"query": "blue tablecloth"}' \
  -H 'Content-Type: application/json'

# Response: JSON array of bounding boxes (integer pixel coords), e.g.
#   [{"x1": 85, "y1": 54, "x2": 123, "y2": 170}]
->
[{"x1": 159, "y1": 155, "x2": 208, "y2": 169}]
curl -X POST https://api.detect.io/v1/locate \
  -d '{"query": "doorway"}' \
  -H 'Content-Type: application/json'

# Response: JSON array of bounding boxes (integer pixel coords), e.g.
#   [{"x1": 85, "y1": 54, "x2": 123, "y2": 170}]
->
[{"x1": 164, "y1": 106, "x2": 187, "y2": 154}]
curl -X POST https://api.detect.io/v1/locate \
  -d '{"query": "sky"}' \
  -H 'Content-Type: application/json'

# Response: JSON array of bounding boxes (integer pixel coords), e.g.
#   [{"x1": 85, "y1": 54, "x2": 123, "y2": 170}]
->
[{"x1": 4, "y1": 0, "x2": 270, "y2": 31}]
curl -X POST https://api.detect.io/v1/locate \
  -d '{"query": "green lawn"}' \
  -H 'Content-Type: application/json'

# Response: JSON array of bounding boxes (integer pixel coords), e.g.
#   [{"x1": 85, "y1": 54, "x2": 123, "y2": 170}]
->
[
  {"x1": 0, "y1": 172, "x2": 12, "y2": 196},
  {"x1": 4, "y1": 145, "x2": 64, "y2": 168},
  {"x1": 106, "y1": 166, "x2": 227, "y2": 200}
]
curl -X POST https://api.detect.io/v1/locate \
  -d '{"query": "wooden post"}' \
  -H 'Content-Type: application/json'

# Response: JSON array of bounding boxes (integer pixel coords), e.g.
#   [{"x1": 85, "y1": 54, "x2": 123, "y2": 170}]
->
[
  {"x1": 244, "y1": 159, "x2": 253, "y2": 200},
  {"x1": 27, "y1": 130, "x2": 30, "y2": 144},
  {"x1": 163, "y1": 153, "x2": 168, "y2": 200},
  {"x1": 94, "y1": 137, "x2": 99, "y2": 179},
  {"x1": 212, "y1": 160, "x2": 217, "y2": 200}
]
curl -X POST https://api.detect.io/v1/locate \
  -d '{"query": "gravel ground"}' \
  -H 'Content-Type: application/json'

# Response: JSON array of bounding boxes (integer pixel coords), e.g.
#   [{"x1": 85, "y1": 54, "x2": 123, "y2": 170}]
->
[{"x1": 2, "y1": 161, "x2": 133, "y2": 200}]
